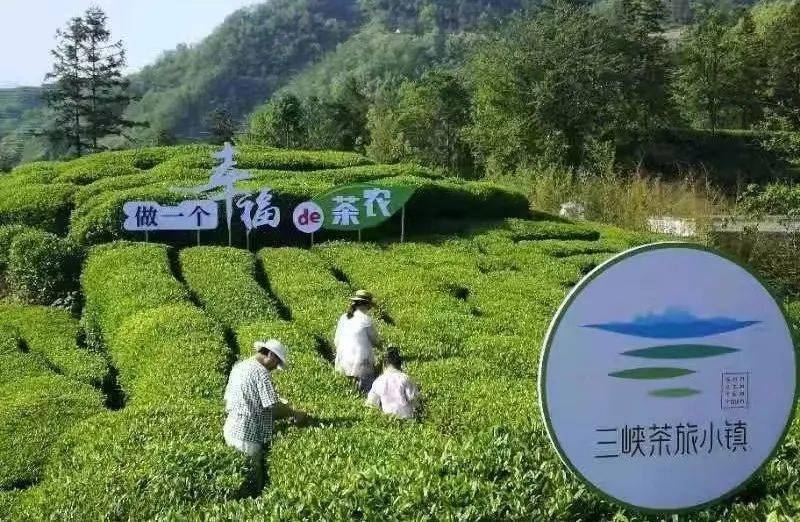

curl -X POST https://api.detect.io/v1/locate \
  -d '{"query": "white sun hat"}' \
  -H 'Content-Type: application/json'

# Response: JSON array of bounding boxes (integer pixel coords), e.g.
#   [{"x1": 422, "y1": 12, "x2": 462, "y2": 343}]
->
[{"x1": 253, "y1": 339, "x2": 289, "y2": 370}]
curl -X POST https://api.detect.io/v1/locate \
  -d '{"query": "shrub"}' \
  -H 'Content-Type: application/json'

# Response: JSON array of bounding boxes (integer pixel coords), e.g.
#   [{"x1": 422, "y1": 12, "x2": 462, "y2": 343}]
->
[
  {"x1": 110, "y1": 304, "x2": 230, "y2": 406},
  {"x1": 6, "y1": 229, "x2": 84, "y2": 304},
  {"x1": 0, "y1": 325, "x2": 50, "y2": 383},
  {"x1": 5, "y1": 404, "x2": 246, "y2": 520},
  {"x1": 738, "y1": 183, "x2": 800, "y2": 216},
  {"x1": 0, "y1": 224, "x2": 35, "y2": 272},
  {"x1": 81, "y1": 242, "x2": 188, "y2": 344},
  {"x1": 504, "y1": 218, "x2": 601, "y2": 241},
  {"x1": 0, "y1": 182, "x2": 75, "y2": 234},
  {"x1": 5, "y1": 161, "x2": 60, "y2": 184},
  {"x1": 0, "y1": 302, "x2": 107, "y2": 385},
  {"x1": 180, "y1": 247, "x2": 281, "y2": 328},
  {"x1": 257, "y1": 247, "x2": 351, "y2": 334},
  {"x1": 56, "y1": 164, "x2": 143, "y2": 185},
  {"x1": 0, "y1": 374, "x2": 102, "y2": 490}
]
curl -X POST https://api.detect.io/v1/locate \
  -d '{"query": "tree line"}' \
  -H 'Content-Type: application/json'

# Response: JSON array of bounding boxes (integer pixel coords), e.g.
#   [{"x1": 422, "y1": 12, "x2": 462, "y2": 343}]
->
[{"x1": 243, "y1": 0, "x2": 800, "y2": 176}]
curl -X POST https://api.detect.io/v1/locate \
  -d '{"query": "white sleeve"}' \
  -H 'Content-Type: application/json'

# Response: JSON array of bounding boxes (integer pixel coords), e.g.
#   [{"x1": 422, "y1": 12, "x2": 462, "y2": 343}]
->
[
  {"x1": 334, "y1": 315, "x2": 344, "y2": 348},
  {"x1": 366, "y1": 319, "x2": 380, "y2": 347},
  {"x1": 365, "y1": 377, "x2": 382, "y2": 407}
]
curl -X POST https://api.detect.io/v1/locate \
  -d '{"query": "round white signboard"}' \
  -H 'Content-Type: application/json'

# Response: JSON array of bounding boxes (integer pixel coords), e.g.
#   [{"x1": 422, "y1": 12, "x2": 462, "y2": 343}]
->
[
  {"x1": 293, "y1": 201, "x2": 324, "y2": 234},
  {"x1": 539, "y1": 243, "x2": 797, "y2": 512}
]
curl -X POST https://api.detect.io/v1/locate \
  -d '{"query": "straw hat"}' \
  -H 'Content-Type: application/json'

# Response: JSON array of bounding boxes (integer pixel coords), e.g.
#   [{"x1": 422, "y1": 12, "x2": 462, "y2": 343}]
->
[
  {"x1": 253, "y1": 339, "x2": 288, "y2": 370},
  {"x1": 349, "y1": 289, "x2": 374, "y2": 304}
]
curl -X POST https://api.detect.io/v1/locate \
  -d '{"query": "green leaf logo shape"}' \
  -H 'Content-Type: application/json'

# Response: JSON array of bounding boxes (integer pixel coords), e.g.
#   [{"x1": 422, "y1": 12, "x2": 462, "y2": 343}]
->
[
  {"x1": 609, "y1": 367, "x2": 695, "y2": 380},
  {"x1": 648, "y1": 388, "x2": 701, "y2": 398},
  {"x1": 312, "y1": 183, "x2": 415, "y2": 231},
  {"x1": 622, "y1": 344, "x2": 739, "y2": 359}
]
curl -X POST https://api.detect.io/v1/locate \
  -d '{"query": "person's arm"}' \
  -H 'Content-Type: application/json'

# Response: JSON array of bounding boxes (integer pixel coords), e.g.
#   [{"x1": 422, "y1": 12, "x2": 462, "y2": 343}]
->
[
  {"x1": 365, "y1": 376, "x2": 382, "y2": 408},
  {"x1": 404, "y1": 379, "x2": 420, "y2": 404},
  {"x1": 365, "y1": 389, "x2": 381, "y2": 408},
  {"x1": 366, "y1": 319, "x2": 381, "y2": 349}
]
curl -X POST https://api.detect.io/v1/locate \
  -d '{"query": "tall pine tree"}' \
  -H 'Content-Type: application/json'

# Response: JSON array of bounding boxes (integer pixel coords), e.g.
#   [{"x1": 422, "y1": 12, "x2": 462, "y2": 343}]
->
[
  {"x1": 42, "y1": 6, "x2": 135, "y2": 157},
  {"x1": 43, "y1": 16, "x2": 87, "y2": 156}
]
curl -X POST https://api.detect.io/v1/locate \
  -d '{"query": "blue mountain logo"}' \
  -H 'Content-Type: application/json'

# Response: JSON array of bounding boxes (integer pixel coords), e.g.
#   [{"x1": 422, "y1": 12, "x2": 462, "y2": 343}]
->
[
  {"x1": 586, "y1": 308, "x2": 759, "y2": 399},
  {"x1": 582, "y1": 308, "x2": 760, "y2": 339}
]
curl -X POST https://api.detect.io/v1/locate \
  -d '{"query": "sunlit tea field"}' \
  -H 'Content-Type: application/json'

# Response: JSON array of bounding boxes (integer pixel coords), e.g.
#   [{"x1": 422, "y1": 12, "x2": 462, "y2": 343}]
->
[{"x1": 0, "y1": 146, "x2": 798, "y2": 520}]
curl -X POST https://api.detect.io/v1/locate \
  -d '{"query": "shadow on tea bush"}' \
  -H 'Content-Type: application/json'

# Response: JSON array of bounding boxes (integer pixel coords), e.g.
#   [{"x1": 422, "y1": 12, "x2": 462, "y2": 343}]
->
[{"x1": 6, "y1": 229, "x2": 84, "y2": 305}]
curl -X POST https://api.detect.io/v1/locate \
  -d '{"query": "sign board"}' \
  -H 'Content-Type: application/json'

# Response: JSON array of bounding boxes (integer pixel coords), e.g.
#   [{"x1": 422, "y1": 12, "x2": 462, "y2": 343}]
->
[
  {"x1": 123, "y1": 200, "x2": 218, "y2": 231},
  {"x1": 293, "y1": 201, "x2": 324, "y2": 234},
  {"x1": 539, "y1": 243, "x2": 796, "y2": 512},
  {"x1": 312, "y1": 183, "x2": 415, "y2": 231}
]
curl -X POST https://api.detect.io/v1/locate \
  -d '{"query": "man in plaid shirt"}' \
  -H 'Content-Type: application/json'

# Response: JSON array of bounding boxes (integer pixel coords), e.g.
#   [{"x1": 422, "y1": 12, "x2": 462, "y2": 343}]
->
[{"x1": 223, "y1": 339, "x2": 306, "y2": 495}]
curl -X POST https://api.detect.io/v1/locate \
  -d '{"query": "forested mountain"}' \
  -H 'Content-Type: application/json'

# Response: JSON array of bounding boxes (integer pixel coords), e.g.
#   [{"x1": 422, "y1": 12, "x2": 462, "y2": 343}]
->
[
  {"x1": 0, "y1": 0, "x2": 780, "y2": 171},
  {"x1": 122, "y1": 0, "x2": 362, "y2": 144},
  {"x1": 0, "y1": 88, "x2": 47, "y2": 170}
]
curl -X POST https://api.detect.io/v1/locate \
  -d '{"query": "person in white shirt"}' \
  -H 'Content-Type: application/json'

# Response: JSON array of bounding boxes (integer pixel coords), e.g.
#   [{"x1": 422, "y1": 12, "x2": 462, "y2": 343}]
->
[
  {"x1": 223, "y1": 339, "x2": 306, "y2": 496},
  {"x1": 334, "y1": 289, "x2": 381, "y2": 393},
  {"x1": 366, "y1": 347, "x2": 419, "y2": 419}
]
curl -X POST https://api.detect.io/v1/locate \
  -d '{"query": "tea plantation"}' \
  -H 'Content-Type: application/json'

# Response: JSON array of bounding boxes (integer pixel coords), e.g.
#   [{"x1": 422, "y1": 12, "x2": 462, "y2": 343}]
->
[{"x1": 0, "y1": 146, "x2": 798, "y2": 520}]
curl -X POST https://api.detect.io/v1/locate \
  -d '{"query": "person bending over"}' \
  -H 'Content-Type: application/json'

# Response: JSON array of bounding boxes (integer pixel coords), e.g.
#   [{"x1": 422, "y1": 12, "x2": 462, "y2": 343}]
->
[
  {"x1": 223, "y1": 339, "x2": 306, "y2": 496},
  {"x1": 366, "y1": 347, "x2": 419, "y2": 419}
]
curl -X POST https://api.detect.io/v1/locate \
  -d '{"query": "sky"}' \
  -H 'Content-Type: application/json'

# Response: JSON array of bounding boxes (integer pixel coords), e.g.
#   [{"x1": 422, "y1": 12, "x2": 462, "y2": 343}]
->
[{"x1": 0, "y1": 0, "x2": 259, "y2": 87}]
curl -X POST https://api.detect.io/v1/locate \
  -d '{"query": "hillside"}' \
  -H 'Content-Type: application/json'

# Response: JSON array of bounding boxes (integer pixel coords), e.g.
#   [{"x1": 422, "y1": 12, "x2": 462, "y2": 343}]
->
[
  {"x1": 0, "y1": 144, "x2": 797, "y2": 519},
  {"x1": 0, "y1": 0, "x2": 771, "y2": 172},
  {"x1": 0, "y1": 88, "x2": 48, "y2": 170}
]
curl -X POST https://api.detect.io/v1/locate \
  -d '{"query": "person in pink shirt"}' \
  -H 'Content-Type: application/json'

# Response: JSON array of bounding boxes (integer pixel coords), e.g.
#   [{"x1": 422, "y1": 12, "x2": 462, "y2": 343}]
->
[{"x1": 365, "y1": 347, "x2": 419, "y2": 419}]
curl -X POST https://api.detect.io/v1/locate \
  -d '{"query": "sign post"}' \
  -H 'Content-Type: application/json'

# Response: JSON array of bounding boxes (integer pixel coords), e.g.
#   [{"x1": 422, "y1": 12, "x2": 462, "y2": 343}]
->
[
  {"x1": 539, "y1": 243, "x2": 797, "y2": 513},
  {"x1": 401, "y1": 205, "x2": 406, "y2": 243}
]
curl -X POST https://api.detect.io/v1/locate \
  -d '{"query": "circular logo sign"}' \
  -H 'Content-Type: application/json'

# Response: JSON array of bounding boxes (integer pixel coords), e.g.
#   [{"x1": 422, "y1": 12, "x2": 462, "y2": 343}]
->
[
  {"x1": 539, "y1": 243, "x2": 796, "y2": 512},
  {"x1": 292, "y1": 201, "x2": 324, "y2": 234}
]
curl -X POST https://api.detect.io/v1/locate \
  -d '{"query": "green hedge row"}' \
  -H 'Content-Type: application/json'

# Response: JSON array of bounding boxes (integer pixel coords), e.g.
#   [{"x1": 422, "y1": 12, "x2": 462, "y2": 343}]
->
[
  {"x1": 6, "y1": 228, "x2": 84, "y2": 304},
  {"x1": 151, "y1": 145, "x2": 371, "y2": 172},
  {"x1": 0, "y1": 374, "x2": 102, "y2": 490},
  {"x1": 257, "y1": 247, "x2": 351, "y2": 334},
  {"x1": 0, "y1": 224, "x2": 35, "y2": 272},
  {"x1": 180, "y1": 247, "x2": 282, "y2": 328},
  {"x1": 0, "y1": 302, "x2": 107, "y2": 386},
  {"x1": 81, "y1": 242, "x2": 188, "y2": 345},
  {"x1": 110, "y1": 304, "x2": 230, "y2": 407},
  {"x1": 3, "y1": 404, "x2": 246, "y2": 520},
  {"x1": 0, "y1": 182, "x2": 75, "y2": 234},
  {"x1": 0, "y1": 242, "x2": 252, "y2": 518},
  {"x1": 3, "y1": 161, "x2": 60, "y2": 185}
]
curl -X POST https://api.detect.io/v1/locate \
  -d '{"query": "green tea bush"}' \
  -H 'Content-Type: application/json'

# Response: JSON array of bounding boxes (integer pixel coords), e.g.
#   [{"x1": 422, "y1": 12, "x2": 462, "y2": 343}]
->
[
  {"x1": 237, "y1": 146, "x2": 372, "y2": 170},
  {"x1": 4, "y1": 403, "x2": 246, "y2": 520},
  {"x1": 0, "y1": 224, "x2": 34, "y2": 272},
  {"x1": 180, "y1": 247, "x2": 281, "y2": 328},
  {"x1": 0, "y1": 182, "x2": 75, "y2": 233},
  {"x1": 69, "y1": 185, "x2": 184, "y2": 245},
  {"x1": 236, "y1": 319, "x2": 362, "y2": 419},
  {"x1": 0, "y1": 302, "x2": 107, "y2": 385},
  {"x1": 110, "y1": 303, "x2": 229, "y2": 406},
  {"x1": 0, "y1": 374, "x2": 102, "y2": 490},
  {"x1": 257, "y1": 247, "x2": 351, "y2": 334},
  {"x1": 81, "y1": 242, "x2": 188, "y2": 345},
  {"x1": 56, "y1": 164, "x2": 143, "y2": 186},
  {"x1": 6, "y1": 229, "x2": 84, "y2": 304},
  {"x1": 5, "y1": 161, "x2": 59, "y2": 184},
  {"x1": 504, "y1": 218, "x2": 601, "y2": 241},
  {"x1": 382, "y1": 176, "x2": 531, "y2": 222},
  {"x1": 0, "y1": 325, "x2": 49, "y2": 383}
]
